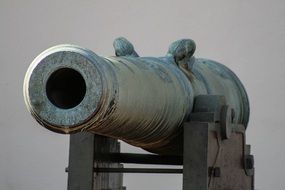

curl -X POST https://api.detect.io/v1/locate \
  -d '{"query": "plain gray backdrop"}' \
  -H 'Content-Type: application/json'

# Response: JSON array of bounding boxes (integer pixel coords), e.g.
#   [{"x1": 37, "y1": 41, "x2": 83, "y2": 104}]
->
[{"x1": 1, "y1": 0, "x2": 284, "y2": 189}]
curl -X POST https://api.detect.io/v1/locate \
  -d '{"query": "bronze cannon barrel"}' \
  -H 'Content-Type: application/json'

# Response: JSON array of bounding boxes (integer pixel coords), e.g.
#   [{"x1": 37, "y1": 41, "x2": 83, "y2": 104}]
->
[{"x1": 23, "y1": 38, "x2": 249, "y2": 155}]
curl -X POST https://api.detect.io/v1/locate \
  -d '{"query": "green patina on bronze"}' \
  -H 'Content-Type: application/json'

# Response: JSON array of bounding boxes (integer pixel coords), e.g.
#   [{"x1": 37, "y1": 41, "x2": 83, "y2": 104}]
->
[{"x1": 23, "y1": 37, "x2": 249, "y2": 155}]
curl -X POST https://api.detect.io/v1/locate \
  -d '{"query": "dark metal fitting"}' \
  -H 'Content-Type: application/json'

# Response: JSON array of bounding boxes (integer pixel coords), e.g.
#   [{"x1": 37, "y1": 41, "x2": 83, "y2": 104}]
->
[{"x1": 208, "y1": 167, "x2": 221, "y2": 177}]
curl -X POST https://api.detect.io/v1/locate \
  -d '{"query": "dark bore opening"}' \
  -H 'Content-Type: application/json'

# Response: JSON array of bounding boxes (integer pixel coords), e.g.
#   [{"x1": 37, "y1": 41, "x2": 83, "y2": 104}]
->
[{"x1": 46, "y1": 68, "x2": 86, "y2": 109}]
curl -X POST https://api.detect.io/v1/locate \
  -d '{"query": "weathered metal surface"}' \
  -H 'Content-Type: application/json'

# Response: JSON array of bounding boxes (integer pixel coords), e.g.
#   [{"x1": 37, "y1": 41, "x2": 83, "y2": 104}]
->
[
  {"x1": 183, "y1": 95, "x2": 253, "y2": 190},
  {"x1": 23, "y1": 38, "x2": 250, "y2": 155}
]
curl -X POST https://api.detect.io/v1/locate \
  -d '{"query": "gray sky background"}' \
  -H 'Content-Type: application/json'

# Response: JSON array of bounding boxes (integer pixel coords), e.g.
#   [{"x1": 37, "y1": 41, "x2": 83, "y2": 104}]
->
[{"x1": 0, "y1": 0, "x2": 284, "y2": 189}]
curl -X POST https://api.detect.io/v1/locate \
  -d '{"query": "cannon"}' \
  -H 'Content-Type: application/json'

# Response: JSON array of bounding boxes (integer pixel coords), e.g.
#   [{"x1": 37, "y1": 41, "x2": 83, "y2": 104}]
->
[
  {"x1": 24, "y1": 38, "x2": 249, "y2": 155},
  {"x1": 24, "y1": 38, "x2": 254, "y2": 190}
]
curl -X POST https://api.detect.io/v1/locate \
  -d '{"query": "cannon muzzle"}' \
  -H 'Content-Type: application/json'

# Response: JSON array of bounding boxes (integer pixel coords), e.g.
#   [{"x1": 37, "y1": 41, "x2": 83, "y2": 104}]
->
[{"x1": 24, "y1": 38, "x2": 249, "y2": 155}]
